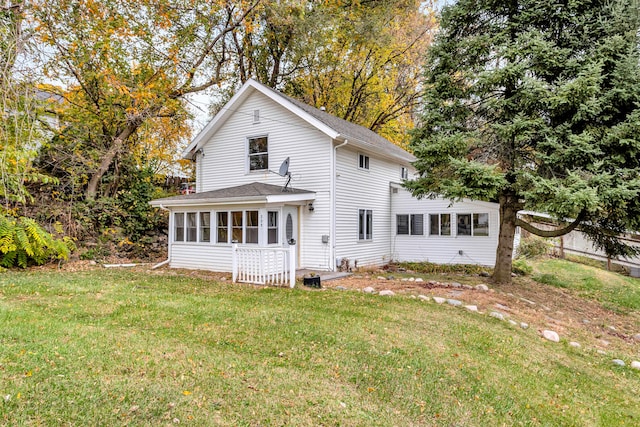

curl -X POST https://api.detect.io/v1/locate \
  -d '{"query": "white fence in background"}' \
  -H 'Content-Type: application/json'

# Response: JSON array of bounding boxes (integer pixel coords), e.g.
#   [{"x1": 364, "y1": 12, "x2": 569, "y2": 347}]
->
[{"x1": 232, "y1": 244, "x2": 296, "y2": 287}]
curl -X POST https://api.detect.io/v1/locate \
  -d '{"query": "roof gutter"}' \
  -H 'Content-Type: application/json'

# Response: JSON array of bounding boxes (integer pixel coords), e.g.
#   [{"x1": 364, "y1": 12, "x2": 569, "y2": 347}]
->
[{"x1": 331, "y1": 139, "x2": 349, "y2": 271}]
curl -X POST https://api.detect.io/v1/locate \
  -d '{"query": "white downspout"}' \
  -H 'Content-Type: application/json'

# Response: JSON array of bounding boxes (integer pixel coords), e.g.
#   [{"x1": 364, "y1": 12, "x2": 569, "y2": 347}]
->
[
  {"x1": 331, "y1": 139, "x2": 349, "y2": 271},
  {"x1": 152, "y1": 203, "x2": 171, "y2": 269}
]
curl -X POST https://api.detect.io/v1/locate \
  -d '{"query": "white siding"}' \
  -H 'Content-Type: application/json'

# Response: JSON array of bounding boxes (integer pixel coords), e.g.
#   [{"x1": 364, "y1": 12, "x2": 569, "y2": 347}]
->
[
  {"x1": 334, "y1": 146, "x2": 402, "y2": 268},
  {"x1": 185, "y1": 90, "x2": 333, "y2": 271},
  {"x1": 390, "y1": 187, "x2": 500, "y2": 266}
]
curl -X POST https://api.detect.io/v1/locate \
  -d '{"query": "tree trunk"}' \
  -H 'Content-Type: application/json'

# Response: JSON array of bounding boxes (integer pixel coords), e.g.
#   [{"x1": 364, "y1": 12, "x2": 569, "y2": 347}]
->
[
  {"x1": 492, "y1": 193, "x2": 519, "y2": 284},
  {"x1": 85, "y1": 125, "x2": 137, "y2": 200}
]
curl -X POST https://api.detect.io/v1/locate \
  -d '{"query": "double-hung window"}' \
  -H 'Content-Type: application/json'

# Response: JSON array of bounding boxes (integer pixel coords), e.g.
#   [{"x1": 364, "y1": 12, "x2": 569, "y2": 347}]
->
[
  {"x1": 358, "y1": 209, "x2": 373, "y2": 240},
  {"x1": 174, "y1": 212, "x2": 185, "y2": 241},
  {"x1": 246, "y1": 211, "x2": 259, "y2": 244},
  {"x1": 456, "y1": 213, "x2": 489, "y2": 236},
  {"x1": 217, "y1": 212, "x2": 229, "y2": 243},
  {"x1": 174, "y1": 211, "x2": 210, "y2": 242},
  {"x1": 216, "y1": 210, "x2": 261, "y2": 244},
  {"x1": 248, "y1": 136, "x2": 268, "y2": 171}
]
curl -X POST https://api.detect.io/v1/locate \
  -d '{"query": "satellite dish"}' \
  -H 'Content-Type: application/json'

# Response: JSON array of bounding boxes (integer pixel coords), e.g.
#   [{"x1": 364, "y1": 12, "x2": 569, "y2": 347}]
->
[{"x1": 278, "y1": 157, "x2": 290, "y2": 177}]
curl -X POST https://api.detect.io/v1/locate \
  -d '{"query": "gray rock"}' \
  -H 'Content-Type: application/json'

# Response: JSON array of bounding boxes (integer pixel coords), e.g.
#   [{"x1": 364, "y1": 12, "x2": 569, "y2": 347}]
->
[
  {"x1": 569, "y1": 341, "x2": 581, "y2": 348},
  {"x1": 401, "y1": 278, "x2": 409, "y2": 282},
  {"x1": 418, "y1": 295, "x2": 430, "y2": 302},
  {"x1": 335, "y1": 286, "x2": 348, "y2": 291},
  {"x1": 495, "y1": 303, "x2": 511, "y2": 311},
  {"x1": 410, "y1": 295, "x2": 417, "y2": 299},
  {"x1": 433, "y1": 297, "x2": 446, "y2": 304},
  {"x1": 631, "y1": 361, "x2": 640, "y2": 370},
  {"x1": 479, "y1": 271, "x2": 490, "y2": 277},
  {"x1": 599, "y1": 339, "x2": 611, "y2": 347},
  {"x1": 363, "y1": 286, "x2": 375, "y2": 294},
  {"x1": 542, "y1": 330, "x2": 560, "y2": 342},
  {"x1": 447, "y1": 299, "x2": 463, "y2": 307},
  {"x1": 520, "y1": 322, "x2": 529, "y2": 330},
  {"x1": 415, "y1": 277, "x2": 424, "y2": 283},
  {"x1": 387, "y1": 275, "x2": 395, "y2": 280},
  {"x1": 377, "y1": 276, "x2": 387, "y2": 280},
  {"x1": 519, "y1": 298, "x2": 536, "y2": 305},
  {"x1": 451, "y1": 282, "x2": 462, "y2": 288},
  {"x1": 475, "y1": 284, "x2": 489, "y2": 292},
  {"x1": 607, "y1": 325, "x2": 617, "y2": 331},
  {"x1": 408, "y1": 277, "x2": 416, "y2": 282},
  {"x1": 490, "y1": 312, "x2": 505, "y2": 321},
  {"x1": 464, "y1": 305, "x2": 478, "y2": 312},
  {"x1": 633, "y1": 333, "x2": 640, "y2": 341},
  {"x1": 379, "y1": 290, "x2": 395, "y2": 296},
  {"x1": 597, "y1": 350, "x2": 607, "y2": 355},
  {"x1": 612, "y1": 359, "x2": 626, "y2": 367},
  {"x1": 582, "y1": 319, "x2": 591, "y2": 324},
  {"x1": 508, "y1": 320, "x2": 518, "y2": 326},
  {"x1": 462, "y1": 284, "x2": 473, "y2": 290}
]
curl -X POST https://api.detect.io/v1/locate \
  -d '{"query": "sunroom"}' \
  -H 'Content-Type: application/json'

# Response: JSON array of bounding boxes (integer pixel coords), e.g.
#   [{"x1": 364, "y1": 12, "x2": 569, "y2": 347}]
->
[{"x1": 150, "y1": 182, "x2": 316, "y2": 286}]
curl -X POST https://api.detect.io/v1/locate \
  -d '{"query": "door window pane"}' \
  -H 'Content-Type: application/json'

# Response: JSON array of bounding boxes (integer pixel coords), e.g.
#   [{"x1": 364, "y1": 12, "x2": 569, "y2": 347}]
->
[{"x1": 268, "y1": 211, "x2": 278, "y2": 244}]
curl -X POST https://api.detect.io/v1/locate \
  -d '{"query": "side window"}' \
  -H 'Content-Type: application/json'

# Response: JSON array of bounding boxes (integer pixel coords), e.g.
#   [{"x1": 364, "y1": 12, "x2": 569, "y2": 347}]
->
[
  {"x1": 457, "y1": 214, "x2": 472, "y2": 236},
  {"x1": 200, "y1": 212, "x2": 210, "y2": 242},
  {"x1": 429, "y1": 214, "x2": 451, "y2": 236},
  {"x1": 401, "y1": 167, "x2": 409, "y2": 180},
  {"x1": 248, "y1": 136, "x2": 268, "y2": 171},
  {"x1": 217, "y1": 212, "x2": 229, "y2": 243},
  {"x1": 246, "y1": 211, "x2": 259, "y2": 244},
  {"x1": 268, "y1": 211, "x2": 279, "y2": 244},
  {"x1": 358, "y1": 153, "x2": 370, "y2": 170},
  {"x1": 174, "y1": 212, "x2": 185, "y2": 242},
  {"x1": 397, "y1": 214, "x2": 409, "y2": 235},
  {"x1": 410, "y1": 214, "x2": 424, "y2": 235},
  {"x1": 232, "y1": 211, "x2": 243, "y2": 242},
  {"x1": 186, "y1": 212, "x2": 197, "y2": 242},
  {"x1": 359, "y1": 209, "x2": 373, "y2": 240},
  {"x1": 473, "y1": 213, "x2": 489, "y2": 236}
]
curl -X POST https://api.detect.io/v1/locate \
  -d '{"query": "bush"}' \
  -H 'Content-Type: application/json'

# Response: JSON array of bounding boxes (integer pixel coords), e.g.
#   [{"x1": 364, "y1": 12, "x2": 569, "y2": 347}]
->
[
  {"x1": 516, "y1": 235, "x2": 552, "y2": 259},
  {"x1": 512, "y1": 259, "x2": 533, "y2": 276},
  {"x1": 0, "y1": 215, "x2": 75, "y2": 268}
]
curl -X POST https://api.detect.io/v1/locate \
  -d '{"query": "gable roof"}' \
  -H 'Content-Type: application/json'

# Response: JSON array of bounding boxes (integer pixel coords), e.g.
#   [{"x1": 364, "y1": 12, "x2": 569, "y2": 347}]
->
[
  {"x1": 149, "y1": 182, "x2": 315, "y2": 207},
  {"x1": 183, "y1": 79, "x2": 415, "y2": 164}
]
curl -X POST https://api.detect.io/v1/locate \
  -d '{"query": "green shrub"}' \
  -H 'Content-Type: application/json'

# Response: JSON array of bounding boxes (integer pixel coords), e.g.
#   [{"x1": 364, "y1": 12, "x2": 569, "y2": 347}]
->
[
  {"x1": 512, "y1": 259, "x2": 533, "y2": 275},
  {"x1": 532, "y1": 273, "x2": 567, "y2": 288},
  {"x1": 0, "y1": 215, "x2": 75, "y2": 268},
  {"x1": 392, "y1": 261, "x2": 489, "y2": 275},
  {"x1": 517, "y1": 235, "x2": 552, "y2": 259}
]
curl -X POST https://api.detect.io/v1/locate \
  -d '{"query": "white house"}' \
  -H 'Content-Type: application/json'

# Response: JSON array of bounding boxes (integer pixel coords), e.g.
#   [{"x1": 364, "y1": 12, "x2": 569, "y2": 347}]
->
[{"x1": 150, "y1": 79, "x2": 502, "y2": 283}]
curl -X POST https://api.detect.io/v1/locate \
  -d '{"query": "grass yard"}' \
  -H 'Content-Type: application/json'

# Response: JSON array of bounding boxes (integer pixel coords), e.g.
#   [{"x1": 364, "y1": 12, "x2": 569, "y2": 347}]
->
[{"x1": 1, "y1": 261, "x2": 639, "y2": 426}]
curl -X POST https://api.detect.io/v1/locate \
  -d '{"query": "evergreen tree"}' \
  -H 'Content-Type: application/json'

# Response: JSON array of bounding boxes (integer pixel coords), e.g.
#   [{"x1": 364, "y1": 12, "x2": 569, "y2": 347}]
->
[{"x1": 407, "y1": 0, "x2": 640, "y2": 283}]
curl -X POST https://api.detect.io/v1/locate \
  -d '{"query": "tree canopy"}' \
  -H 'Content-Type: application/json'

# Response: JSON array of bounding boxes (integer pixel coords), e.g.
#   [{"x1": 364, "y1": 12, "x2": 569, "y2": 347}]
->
[{"x1": 407, "y1": 0, "x2": 640, "y2": 283}]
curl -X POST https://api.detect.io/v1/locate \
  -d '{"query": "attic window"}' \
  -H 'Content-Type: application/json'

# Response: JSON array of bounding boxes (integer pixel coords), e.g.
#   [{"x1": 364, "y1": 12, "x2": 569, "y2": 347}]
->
[
  {"x1": 253, "y1": 109, "x2": 260, "y2": 123},
  {"x1": 358, "y1": 154, "x2": 370, "y2": 170},
  {"x1": 401, "y1": 167, "x2": 409, "y2": 180}
]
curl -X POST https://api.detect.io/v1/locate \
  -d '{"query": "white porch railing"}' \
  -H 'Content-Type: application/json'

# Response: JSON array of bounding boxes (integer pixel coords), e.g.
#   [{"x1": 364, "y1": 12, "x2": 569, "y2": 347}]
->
[{"x1": 232, "y1": 244, "x2": 296, "y2": 288}]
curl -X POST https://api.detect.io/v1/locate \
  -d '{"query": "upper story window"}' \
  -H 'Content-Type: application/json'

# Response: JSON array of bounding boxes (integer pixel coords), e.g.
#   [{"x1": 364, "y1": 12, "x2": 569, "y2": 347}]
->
[
  {"x1": 248, "y1": 136, "x2": 268, "y2": 171},
  {"x1": 401, "y1": 167, "x2": 409, "y2": 180},
  {"x1": 358, "y1": 153, "x2": 370, "y2": 170},
  {"x1": 253, "y1": 109, "x2": 260, "y2": 123}
]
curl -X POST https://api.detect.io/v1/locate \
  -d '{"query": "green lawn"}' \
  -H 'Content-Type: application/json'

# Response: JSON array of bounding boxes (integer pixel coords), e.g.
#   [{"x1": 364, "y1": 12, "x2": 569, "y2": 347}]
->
[{"x1": 1, "y1": 265, "x2": 639, "y2": 426}]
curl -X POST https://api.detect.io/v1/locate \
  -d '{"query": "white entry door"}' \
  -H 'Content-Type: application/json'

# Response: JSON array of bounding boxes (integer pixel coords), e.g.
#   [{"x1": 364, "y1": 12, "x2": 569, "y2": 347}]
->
[{"x1": 282, "y1": 206, "x2": 298, "y2": 247}]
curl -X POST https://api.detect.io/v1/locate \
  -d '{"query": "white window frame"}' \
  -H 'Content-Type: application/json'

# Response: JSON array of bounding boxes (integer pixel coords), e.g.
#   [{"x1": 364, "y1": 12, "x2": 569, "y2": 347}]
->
[
  {"x1": 358, "y1": 153, "x2": 370, "y2": 170},
  {"x1": 397, "y1": 214, "x2": 423, "y2": 236},
  {"x1": 215, "y1": 210, "x2": 261, "y2": 244},
  {"x1": 247, "y1": 135, "x2": 269, "y2": 172},
  {"x1": 253, "y1": 109, "x2": 260, "y2": 124},
  {"x1": 429, "y1": 213, "x2": 452, "y2": 236},
  {"x1": 267, "y1": 211, "x2": 279, "y2": 244},
  {"x1": 400, "y1": 166, "x2": 409, "y2": 180},
  {"x1": 457, "y1": 213, "x2": 489, "y2": 237},
  {"x1": 358, "y1": 209, "x2": 373, "y2": 241}
]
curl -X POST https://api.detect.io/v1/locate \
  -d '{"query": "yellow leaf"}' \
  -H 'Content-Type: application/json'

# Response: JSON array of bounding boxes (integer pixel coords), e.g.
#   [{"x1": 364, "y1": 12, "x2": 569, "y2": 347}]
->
[{"x1": 182, "y1": 390, "x2": 191, "y2": 396}]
